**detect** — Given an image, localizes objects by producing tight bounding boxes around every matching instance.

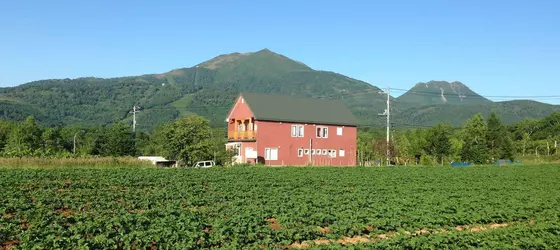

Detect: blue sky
[1,0,559,103]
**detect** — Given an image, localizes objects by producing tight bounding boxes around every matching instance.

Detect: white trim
[337,127,343,136]
[316,126,328,138]
[339,149,345,157]
[265,148,278,161]
[291,125,304,137]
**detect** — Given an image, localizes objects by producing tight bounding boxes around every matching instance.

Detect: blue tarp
[493,160,523,166]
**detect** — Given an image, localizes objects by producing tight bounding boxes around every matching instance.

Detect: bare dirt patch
[2,212,16,220]
[287,221,521,248]
[56,206,76,217]
[0,239,20,250]
[266,217,282,230]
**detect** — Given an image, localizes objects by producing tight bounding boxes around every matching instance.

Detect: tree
[424,123,452,164]
[486,112,506,161]
[0,120,15,151]
[158,116,213,166]
[41,127,63,155]
[4,116,42,156]
[102,122,136,156]
[395,133,412,164]
[461,114,489,164]
[502,135,515,161]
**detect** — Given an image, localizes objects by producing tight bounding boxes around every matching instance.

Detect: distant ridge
[0,49,558,130]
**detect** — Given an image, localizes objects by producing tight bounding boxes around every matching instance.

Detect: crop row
[1,165,560,249]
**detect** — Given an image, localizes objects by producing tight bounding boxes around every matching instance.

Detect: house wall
[240,141,258,164]
[227,96,254,132]
[256,121,357,166]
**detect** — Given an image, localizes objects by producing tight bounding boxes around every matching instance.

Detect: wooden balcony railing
[228,131,257,140]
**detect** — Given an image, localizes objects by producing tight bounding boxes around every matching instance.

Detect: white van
[192,161,215,168]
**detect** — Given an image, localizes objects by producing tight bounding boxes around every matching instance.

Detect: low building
[225,92,358,166]
[138,156,177,167]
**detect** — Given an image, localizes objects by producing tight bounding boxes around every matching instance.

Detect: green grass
[1,165,560,249]
[170,94,196,118]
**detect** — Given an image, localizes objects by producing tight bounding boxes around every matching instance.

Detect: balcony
[228,130,257,141]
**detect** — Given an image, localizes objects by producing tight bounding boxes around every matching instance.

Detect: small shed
[138,156,177,167]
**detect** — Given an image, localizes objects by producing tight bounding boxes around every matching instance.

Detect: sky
[1,0,559,103]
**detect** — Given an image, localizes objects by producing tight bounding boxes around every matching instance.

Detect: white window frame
[328,149,337,158]
[322,149,328,155]
[298,149,303,157]
[339,149,345,157]
[291,125,304,137]
[337,127,343,136]
[265,148,278,160]
[316,126,328,138]
[304,149,310,155]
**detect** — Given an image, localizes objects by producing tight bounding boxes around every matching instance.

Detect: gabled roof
[239,92,359,126]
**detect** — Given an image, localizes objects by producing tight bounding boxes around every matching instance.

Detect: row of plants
[2,165,560,248]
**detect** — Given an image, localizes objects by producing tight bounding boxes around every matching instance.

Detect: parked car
[192,161,215,168]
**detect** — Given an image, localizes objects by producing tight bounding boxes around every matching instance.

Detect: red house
[225,93,358,166]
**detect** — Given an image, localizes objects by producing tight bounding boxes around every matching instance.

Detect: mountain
[396,81,491,105]
[0,49,558,130]
[391,81,560,126]
[0,49,385,130]
[392,100,560,127]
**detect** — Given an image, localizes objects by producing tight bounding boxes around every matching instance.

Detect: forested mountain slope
[0,49,558,130]
[0,49,385,130]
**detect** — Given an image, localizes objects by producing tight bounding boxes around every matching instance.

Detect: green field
[1,165,560,249]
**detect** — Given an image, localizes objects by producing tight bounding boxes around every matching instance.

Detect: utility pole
[378,88,391,166]
[73,130,85,154]
[309,138,313,166]
[130,106,141,133]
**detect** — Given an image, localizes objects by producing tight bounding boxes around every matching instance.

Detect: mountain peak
[197,49,311,71]
[257,48,273,53]
[399,80,490,105]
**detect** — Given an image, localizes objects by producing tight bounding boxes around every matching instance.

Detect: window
[337,127,343,136]
[328,149,337,158]
[316,126,328,138]
[298,125,304,137]
[339,149,345,157]
[265,148,278,160]
[322,149,328,155]
[298,149,303,157]
[237,123,243,132]
[291,125,304,137]
[304,149,310,155]
[254,124,258,131]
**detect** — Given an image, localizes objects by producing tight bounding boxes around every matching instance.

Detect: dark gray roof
[240,92,359,126]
